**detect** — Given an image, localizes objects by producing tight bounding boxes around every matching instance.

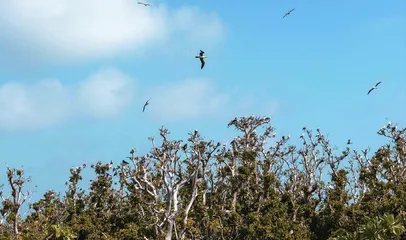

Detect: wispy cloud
[145,78,229,122]
[77,68,136,118]
[0,79,74,131]
[0,71,279,130]
[0,67,136,131]
[0,0,225,64]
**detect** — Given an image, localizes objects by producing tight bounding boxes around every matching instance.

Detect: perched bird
[367,81,382,95]
[138,1,151,6]
[347,139,352,145]
[122,160,129,165]
[195,50,207,69]
[283,8,295,18]
[143,98,151,112]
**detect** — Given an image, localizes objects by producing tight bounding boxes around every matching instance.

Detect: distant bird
[367,81,382,95]
[122,160,129,165]
[143,98,151,112]
[195,50,207,69]
[138,1,151,6]
[347,139,352,145]
[283,8,295,18]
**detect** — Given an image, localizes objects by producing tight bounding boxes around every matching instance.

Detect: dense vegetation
[1,116,405,240]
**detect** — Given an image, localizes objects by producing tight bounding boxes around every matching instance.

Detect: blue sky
[0,0,405,201]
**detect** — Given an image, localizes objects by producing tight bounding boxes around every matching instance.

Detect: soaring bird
[138,1,151,6]
[195,50,207,69]
[143,98,151,112]
[367,81,382,95]
[283,8,295,18]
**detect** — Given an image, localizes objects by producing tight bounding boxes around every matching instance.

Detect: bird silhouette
[143,98,151,112]
[195,50,207,69]
[367,81,382,95]
[283,8,295,18]
[138,1,151,6]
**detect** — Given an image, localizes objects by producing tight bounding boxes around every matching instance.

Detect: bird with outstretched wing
[367,81,382,95]
[138,1,151,6]
[195,50,207,69]
[283,8,295,18]
[143,98,151,112]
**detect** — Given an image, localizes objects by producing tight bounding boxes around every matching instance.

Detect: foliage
[330,213,405,240]
[0,116,405,239]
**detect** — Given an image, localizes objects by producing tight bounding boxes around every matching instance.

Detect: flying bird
[138,1,151,6]
[143,98,151,112]
[367,81,382,95]
[283,8,295,18]
[195,50,207,69]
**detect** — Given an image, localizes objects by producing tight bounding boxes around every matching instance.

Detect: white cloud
[0,79,73,131]
[0,71,280,130]
[0,67,135,131]
[146,78,229,122]
[77,68,135,118]
[0,0,225,63]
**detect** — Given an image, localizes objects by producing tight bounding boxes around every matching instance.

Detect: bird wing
[143,103,147,112]
[200,58,205,69]
[375,81,382,87]
[367,88,373,95]
[283,13,288,18]
[290,8,295,13]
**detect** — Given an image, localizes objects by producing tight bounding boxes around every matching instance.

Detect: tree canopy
[1,116,405,240]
